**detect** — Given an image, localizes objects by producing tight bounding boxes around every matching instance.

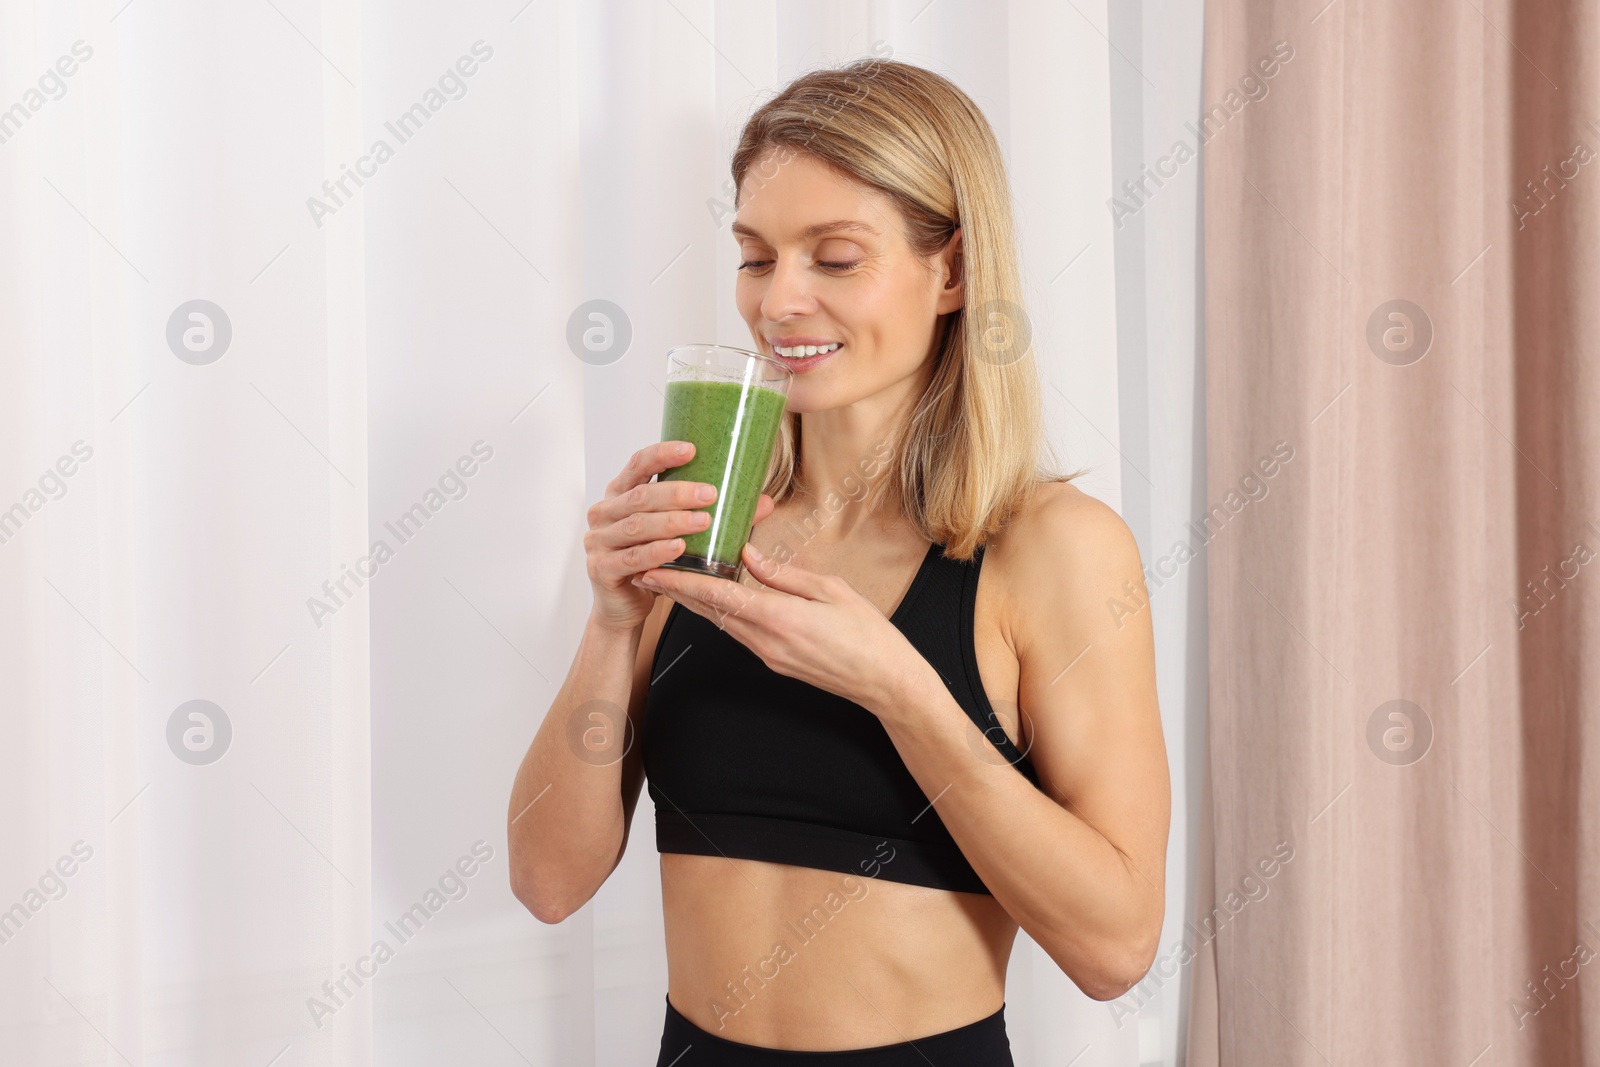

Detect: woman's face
[732,149,963,415]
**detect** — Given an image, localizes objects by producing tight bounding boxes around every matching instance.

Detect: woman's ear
[936,226,964,314]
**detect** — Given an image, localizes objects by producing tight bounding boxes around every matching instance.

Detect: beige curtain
[1190,0,1599,1064]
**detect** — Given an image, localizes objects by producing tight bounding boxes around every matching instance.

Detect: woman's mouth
[767,341,843,373]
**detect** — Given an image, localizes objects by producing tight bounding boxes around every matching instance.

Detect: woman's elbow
[1080,932,1162,1001]
[510,862,575,924]
[508,836,574,924]
[1057,910,1164,1002]
[1087,881,1167,1000]
[508,833,619,924]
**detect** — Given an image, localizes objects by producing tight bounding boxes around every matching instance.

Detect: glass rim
[665,342,794,379]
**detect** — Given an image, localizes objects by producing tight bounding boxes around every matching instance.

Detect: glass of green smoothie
[656,344,793,580]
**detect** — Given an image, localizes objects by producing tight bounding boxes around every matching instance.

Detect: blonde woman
[509,59,1170,1064]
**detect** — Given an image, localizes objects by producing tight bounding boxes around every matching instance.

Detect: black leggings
[653,994,1015,1066]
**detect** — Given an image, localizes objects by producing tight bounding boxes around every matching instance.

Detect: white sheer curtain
[2,0,372,1064]
[0,1,1203,1064]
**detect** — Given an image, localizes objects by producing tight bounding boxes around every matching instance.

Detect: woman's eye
[736,258,859,273]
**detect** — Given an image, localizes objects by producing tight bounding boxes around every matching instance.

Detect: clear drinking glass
[656,344,793,580]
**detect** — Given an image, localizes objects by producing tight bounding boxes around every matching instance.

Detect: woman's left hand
[634,542,932,713]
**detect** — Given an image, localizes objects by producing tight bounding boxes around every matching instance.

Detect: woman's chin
[782,379,855,415]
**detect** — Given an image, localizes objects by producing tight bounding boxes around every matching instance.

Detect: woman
[508,59,1170,1064]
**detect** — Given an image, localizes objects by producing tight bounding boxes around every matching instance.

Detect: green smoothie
[658,378,788,576]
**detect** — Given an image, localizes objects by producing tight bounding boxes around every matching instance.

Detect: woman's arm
[874,486,1170,999]
[507,440,761,923]
[506,594,669,923]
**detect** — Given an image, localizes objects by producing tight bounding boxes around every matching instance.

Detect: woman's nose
[759,257,818,322]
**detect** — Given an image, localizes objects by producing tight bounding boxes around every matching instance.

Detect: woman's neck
[790,364,930,541]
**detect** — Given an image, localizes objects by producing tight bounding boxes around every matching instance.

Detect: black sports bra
[639,540,1042,895]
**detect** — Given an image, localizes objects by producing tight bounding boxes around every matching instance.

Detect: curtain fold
[1192,0,1599,1063]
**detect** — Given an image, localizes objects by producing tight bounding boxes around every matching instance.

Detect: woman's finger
[588,477,716,527]
[640,569,764,626]
[741,543,839,601]
[594,537,688,581]
[592,509,710,549]
[604,440,695,498]
[652,584,762,636]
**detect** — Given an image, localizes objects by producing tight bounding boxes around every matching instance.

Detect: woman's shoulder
[990,479,1138,566]
[982,479,1146,642]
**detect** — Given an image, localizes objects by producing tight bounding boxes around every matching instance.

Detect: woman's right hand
[584,441,772,635]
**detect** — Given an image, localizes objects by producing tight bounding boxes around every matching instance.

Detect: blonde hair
[732,58,1079,560]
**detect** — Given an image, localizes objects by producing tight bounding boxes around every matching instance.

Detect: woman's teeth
[773,342,841,359]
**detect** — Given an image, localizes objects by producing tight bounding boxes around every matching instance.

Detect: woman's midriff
[661,852,1018,1050]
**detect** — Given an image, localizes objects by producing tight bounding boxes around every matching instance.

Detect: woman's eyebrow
[731,219,880,241]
